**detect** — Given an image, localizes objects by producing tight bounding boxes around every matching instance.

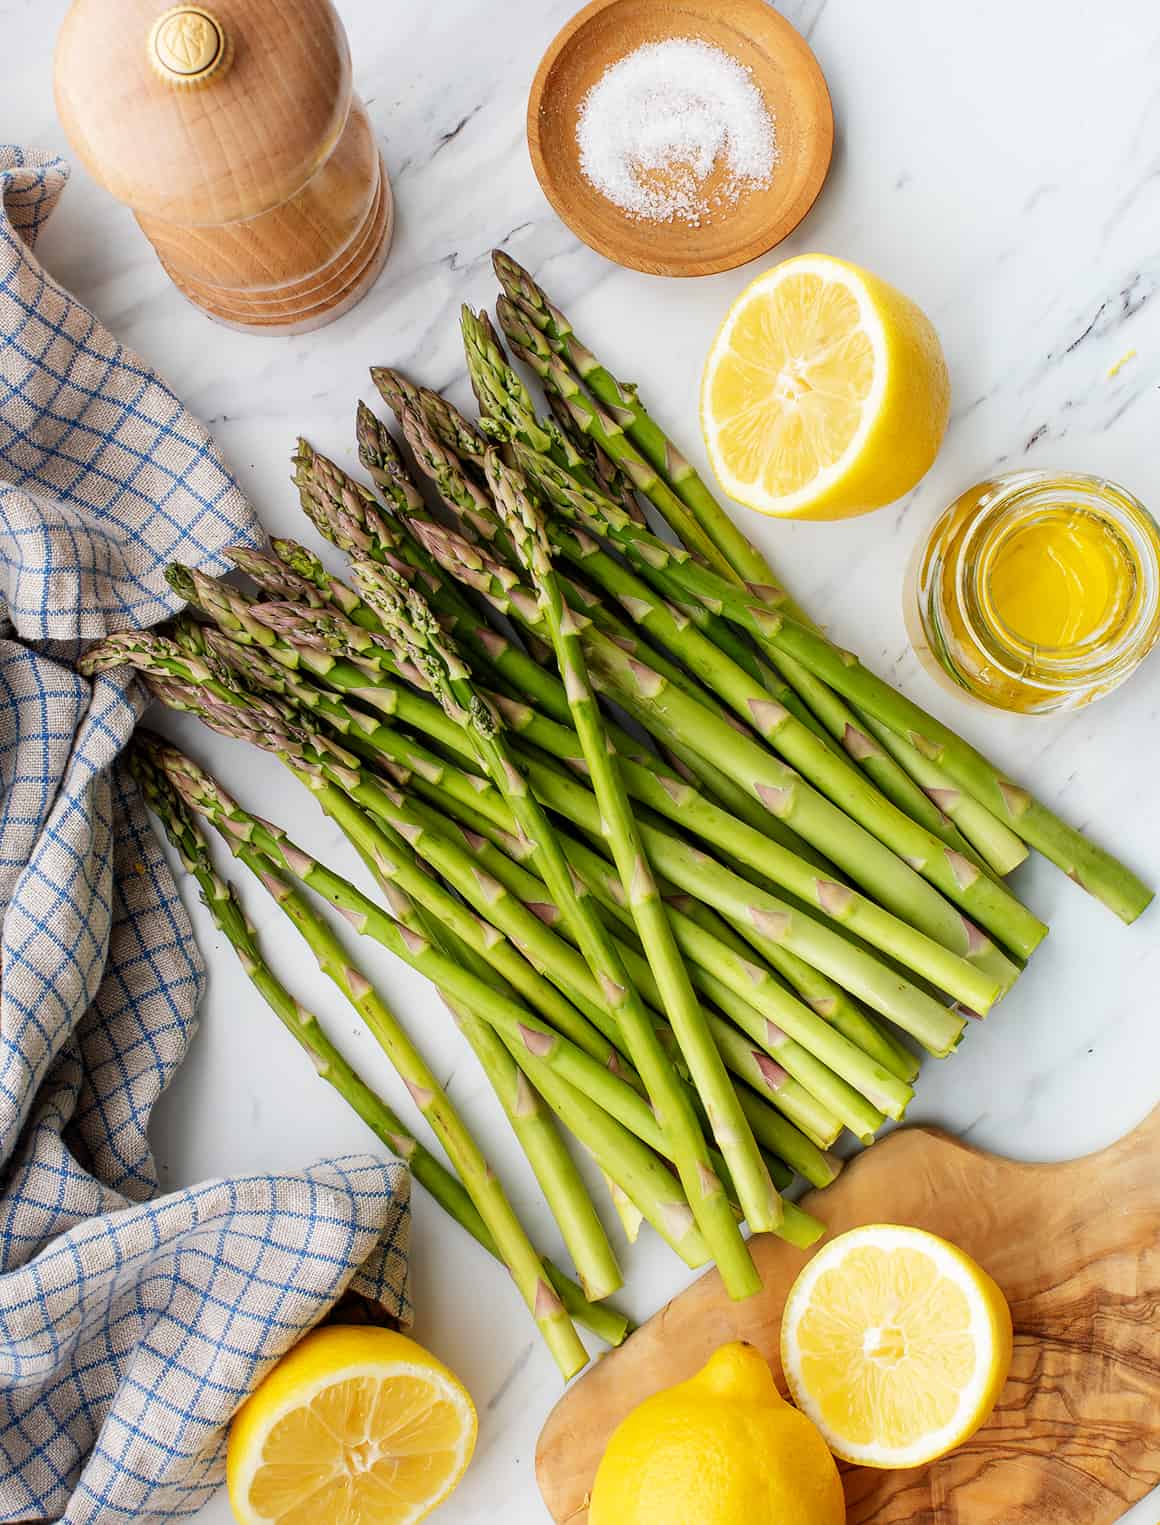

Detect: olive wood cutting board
[537,1108,1160,1523]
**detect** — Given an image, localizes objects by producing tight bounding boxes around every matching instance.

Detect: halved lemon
[227,1325,477,1524]
[701,254,950,520]
[780,1224,1012,1468]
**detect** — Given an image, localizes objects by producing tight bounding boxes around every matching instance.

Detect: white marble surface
[9,0,1160,1519]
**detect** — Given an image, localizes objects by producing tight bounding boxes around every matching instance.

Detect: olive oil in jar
[907,471,1160,714]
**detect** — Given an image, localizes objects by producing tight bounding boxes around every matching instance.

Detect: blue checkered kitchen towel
[0,147,411,1523]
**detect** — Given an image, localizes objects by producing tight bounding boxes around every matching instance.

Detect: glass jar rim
[951,470,1160,694]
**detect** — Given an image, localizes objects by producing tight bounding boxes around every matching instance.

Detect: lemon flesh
[227,1326,477,1525]
[781,1224,1012,1468]
[589,1340,844,1525]
[702,254,950,520]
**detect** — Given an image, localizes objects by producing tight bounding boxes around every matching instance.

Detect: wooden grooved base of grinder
[155,155,393,333]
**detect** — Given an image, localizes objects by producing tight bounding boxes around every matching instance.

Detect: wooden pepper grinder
[54,0,393,333]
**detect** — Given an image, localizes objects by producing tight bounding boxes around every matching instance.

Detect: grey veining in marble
[5,1,1159,1520]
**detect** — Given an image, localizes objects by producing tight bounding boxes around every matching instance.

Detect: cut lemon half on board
[701,254,950,519]
[227,1326,477,1525]
[781,1224,1012,1469]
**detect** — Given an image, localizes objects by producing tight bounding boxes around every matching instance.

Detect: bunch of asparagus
[84,254,1151,1380]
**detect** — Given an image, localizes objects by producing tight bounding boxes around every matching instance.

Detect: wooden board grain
[537,1108,1160,1523]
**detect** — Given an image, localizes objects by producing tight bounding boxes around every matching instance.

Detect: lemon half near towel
[701,254,951,520]
[227,1325,477,1524]
[780,1224,1012,1469]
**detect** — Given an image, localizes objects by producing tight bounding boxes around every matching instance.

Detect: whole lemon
[589,1341,845,1525]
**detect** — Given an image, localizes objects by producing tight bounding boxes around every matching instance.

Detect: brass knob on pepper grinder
[147,6,234,89]
[54,0,393,334]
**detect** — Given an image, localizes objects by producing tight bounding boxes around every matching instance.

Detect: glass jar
[906,470,1160,714]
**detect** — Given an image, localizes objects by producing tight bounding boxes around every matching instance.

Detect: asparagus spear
[496,258,1143,902]
[152,730,624,1308]
[430,985,626,1306]
[544,388,647,524]
[397,395,831,758]
[472,295,736,577]
[568,493,1145,925]
[226,543,333,608]
[484,692,957,1040]
[305,768,634,1077]
[371,368,489,471]
[468,298,829,735]
[395,399,821,825]
[242,787,801,1251]
[198,623,569,884]
[479,750,933,1102]
[493,249,741,553]
[354,396,438,512]
[349,557,764,1298]
[259,582,835,1110]
[852,713,1029,877]
[346,789,822,1211]
[486,448,784,1235]
[297,423,577,731]
[311,762,847,1157]
[341,706,888,1143]
[506,725,914,1085]
[166,561,479,759]
[389,410,763,734]
[669,883,920,1084]
[131,738,632,1347]
[95,634,630,1084]
[287,443,479,656]
[460,305,598,485]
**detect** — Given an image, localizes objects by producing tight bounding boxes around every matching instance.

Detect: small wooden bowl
[527,0,834,277]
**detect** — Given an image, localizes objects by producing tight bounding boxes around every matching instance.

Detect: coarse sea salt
[576,37,776,225]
